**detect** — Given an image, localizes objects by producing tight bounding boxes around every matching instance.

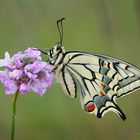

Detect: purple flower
[0,48,53,96]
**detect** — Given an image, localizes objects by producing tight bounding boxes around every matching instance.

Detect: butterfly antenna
[57,18,65,44]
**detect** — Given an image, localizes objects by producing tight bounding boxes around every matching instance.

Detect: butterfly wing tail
[96,101,126,121]
[81,94,126,121]
[114,103,126,120]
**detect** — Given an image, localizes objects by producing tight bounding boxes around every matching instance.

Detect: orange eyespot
[100,82,105,88]
[99,90,105,96]
[85,101,96,112]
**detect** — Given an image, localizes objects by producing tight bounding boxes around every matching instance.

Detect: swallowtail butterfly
[40,18,140,120]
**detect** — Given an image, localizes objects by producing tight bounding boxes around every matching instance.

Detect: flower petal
[19,83,28,93]
[0,52,11,67]
[0,70,8,83]
[6,64,15,71]
[25,48,41,58]
[9,69,23,80]
[4,80,18,94]
[26,71,37,79]
[25,60,46,74]
[14,57,22,68]
[29,80,46,96]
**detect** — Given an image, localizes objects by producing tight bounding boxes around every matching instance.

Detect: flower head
[0,48,53,96]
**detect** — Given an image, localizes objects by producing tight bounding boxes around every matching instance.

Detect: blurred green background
[0,0,140,140]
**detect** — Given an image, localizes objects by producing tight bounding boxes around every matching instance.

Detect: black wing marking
[60,66,77,98]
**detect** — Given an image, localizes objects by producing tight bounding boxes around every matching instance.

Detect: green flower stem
[11,90,19,140]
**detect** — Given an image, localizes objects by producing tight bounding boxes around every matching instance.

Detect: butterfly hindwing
[57,52,140,120]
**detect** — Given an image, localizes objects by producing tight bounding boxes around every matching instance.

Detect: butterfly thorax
[48,42,66,76]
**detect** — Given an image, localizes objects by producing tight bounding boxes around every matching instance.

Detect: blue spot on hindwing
[99,67,108,75]
[93,95,109,109]
[103,85,110,93]
[103,75,111,85]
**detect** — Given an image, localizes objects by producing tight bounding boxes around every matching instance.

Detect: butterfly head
[48,42,65,60]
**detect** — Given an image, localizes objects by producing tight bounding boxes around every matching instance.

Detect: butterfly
[40,18,140,120]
